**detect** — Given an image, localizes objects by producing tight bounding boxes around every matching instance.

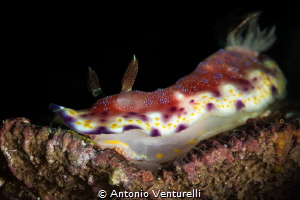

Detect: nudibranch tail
[50,13,286,164]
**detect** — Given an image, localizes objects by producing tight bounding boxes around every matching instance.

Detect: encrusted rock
[1,111,300,199]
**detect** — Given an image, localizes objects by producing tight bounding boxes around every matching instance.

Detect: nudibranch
[50,13,286,163]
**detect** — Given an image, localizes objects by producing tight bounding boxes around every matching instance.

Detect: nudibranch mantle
[50,13,286,163]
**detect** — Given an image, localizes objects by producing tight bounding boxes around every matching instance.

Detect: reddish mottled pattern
[91,150,111,166]
[62,132,72,152]
[243,136,260,152]
[228,135,260,153]
[162,171,175,185]
[211,141,235,163]
[90,49,276,114]
[91,149,127,168]
[142,171,153,182]
[182,162,195,173]
[229,136,245,152]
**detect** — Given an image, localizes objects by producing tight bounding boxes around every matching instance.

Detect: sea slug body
[50,13,286,163]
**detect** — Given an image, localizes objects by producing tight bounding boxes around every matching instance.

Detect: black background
[2,4,300,125]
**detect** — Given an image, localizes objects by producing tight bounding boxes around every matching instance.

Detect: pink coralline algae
[1,112,300,200]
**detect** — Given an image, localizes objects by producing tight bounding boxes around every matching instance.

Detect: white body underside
[95,109,263,163]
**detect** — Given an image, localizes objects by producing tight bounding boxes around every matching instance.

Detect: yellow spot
[232,94,236,96]
[215,100,219,102]
[155,117,159,121]
[105,140,128,147]
[136,120,142,124]
[156,153,164,159]
[202,95,207,98]
[183,117,186,121]
[188,139,195,144]
[101,123,106,126]
[155,123,160,126]
[173,125,177,128]
[111,124,118,129]
[128,119,133,123]
[253,97,257,100]
[258,86,261,90]
[133,152,137,156]
[226,105,230,107]
[190,113,195,116]
[111,140,120,144]
[209,97,214,100]
[247,98,251,101]
[217,104,221,108]
[178,116,182,119]
[146,123,150,127]
[260,72,265,75]
[146,127,150,130]
[75,122,82,124]
[174,149,181,153]
[69,110,75,115]
[118,118,123,122]
[238,93,242,97]
[229,89,233,93]
[162,126,166,129]
[224,98,227,101]
[84,123,93,129]
[141,154,146,158]
[243,100,247,103]
[233,100,236,103]
[168,123,172,126]
[196,103,200,105]
[85,120,91,123]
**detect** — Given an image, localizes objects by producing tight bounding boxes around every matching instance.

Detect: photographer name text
[98,189,201,198]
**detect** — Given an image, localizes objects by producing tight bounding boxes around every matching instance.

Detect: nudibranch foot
[50,12,286,163]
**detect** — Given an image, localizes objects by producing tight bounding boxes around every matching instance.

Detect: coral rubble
[1,110,300,199]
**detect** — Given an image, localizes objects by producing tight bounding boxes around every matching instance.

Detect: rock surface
[1,110,300,199]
